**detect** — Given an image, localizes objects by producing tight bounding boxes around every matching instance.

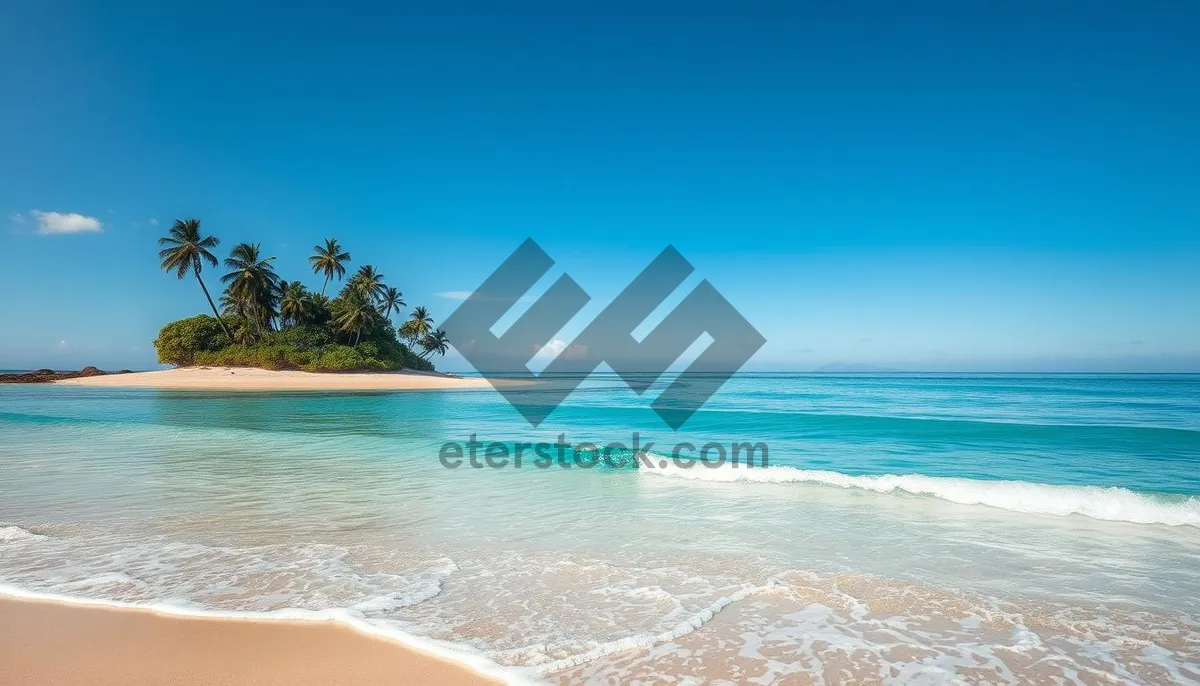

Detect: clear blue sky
[1,2,1198,371]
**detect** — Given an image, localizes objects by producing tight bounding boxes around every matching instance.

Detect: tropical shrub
[154,315,233,365]
[266,324,337,349]
[155,318,433,372]
[307,345,387,372]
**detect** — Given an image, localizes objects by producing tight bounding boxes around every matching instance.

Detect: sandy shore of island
[0,596,502,686]
[53,366,495,391]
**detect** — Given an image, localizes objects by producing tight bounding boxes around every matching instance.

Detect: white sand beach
[54,367,494,391]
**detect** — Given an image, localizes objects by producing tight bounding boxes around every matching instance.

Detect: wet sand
[0,596,502,686]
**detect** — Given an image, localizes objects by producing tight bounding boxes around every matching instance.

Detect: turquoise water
[1,374,1198,684]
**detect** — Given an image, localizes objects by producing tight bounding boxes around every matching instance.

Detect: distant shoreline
[51,366,493,391]
[0,367,131,384]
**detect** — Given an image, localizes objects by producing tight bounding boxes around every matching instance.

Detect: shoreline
[50,366,494,391]
[0,593,509,686]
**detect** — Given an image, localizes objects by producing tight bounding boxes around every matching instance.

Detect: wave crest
[641,464,1200,526]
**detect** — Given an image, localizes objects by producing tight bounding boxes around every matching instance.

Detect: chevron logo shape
[441,239,765,429]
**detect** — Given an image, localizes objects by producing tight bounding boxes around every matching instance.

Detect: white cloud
[532,338,587,360]
[437,291,475,300]
[9,212,26,224]
[535,338,568,357]
[527,338,588,373]
[149,218,159,227]
[31,210,104,235]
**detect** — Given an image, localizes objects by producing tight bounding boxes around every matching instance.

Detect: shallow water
[1,374,1198,684]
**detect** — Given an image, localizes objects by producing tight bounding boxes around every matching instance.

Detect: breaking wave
[642,463,1200,526]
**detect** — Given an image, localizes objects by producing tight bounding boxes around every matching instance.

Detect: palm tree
[350,265,388,303]
[405,306,434,343]
[333,290,374,345]
[279,281,311,328]
[420,329,450,359]
[221,243,280,336]
[220,290,252,318]
[379,287,405,320]
[302,292,331,326]
[158,218,233,342]
[309,238,351,295]
[216,292,255,343]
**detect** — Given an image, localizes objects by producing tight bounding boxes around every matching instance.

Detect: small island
[152,218,447,373]
[22,219,491,391]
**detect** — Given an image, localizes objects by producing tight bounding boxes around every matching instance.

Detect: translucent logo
[441,239,765,429]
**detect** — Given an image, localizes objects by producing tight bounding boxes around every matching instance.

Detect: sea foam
[641,463,1200,526]
[0,525,47,543]
[529,579,779,674]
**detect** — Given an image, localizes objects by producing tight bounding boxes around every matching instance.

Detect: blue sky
[1,2,1198,371]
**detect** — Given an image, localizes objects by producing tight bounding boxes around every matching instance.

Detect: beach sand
[54,366,494,391]
[0,596,500,686]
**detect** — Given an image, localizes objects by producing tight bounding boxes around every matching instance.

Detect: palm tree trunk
[196,273,233,342]
[250,301,266,340]
[322,275,330,295]
[354,329,361,346]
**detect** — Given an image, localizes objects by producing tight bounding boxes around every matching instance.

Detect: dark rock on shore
[0,367,130,384]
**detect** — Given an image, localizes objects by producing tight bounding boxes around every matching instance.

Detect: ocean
[1,373,1198,684]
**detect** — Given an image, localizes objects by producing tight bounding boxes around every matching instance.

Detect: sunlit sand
[55,366,493,391]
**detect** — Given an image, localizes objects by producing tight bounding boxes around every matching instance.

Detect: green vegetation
[157,218,233,342]
[155,219,446,372]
